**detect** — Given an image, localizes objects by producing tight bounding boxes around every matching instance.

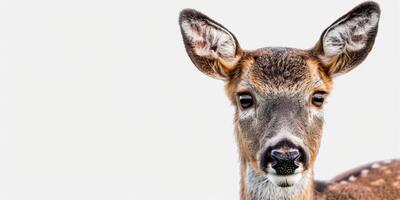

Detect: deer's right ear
[179,9,243,80]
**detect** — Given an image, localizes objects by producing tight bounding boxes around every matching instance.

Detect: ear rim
[179,8,243,80]
[311,1,381,77]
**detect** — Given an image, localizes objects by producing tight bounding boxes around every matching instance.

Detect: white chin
[267,173,303,187]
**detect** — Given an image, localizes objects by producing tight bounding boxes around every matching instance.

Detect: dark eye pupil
[238,93,253,108]
[312,93,325,107]
[313,96,324,102]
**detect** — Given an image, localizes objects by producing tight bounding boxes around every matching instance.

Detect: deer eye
[238,92,254,109]
[311,92,326,107]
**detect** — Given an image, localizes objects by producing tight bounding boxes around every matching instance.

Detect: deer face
[228,48,331,187]
[179,2,380,188]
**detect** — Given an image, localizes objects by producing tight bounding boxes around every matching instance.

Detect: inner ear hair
[179,9,243,80]
[313,1,380,76]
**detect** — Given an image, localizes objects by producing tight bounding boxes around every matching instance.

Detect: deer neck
[240,161,315,200]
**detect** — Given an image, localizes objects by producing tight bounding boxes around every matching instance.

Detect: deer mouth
[267,172,304,187]
[265,165,307,187]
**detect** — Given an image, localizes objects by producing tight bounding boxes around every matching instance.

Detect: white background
[0,0,399,199]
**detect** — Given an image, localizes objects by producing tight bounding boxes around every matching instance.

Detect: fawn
[179,1,399,200]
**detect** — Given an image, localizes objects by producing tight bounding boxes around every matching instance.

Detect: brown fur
[317,160,400,200]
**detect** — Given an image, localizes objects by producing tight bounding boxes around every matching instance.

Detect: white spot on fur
[340,180,348,184]
[371,163,381,169]
[181,19,237,62]
[321,12,379,61]
[349,175,357,182]
[361,169,369,176]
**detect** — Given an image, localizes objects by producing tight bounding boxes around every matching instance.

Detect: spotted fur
[318,160,400,200]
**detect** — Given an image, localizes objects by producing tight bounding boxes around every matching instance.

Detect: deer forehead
[230,48,332,96]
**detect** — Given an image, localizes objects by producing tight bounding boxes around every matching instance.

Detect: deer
[178,1,400,200]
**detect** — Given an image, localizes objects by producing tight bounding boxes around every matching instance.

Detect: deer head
[179,1,380,199]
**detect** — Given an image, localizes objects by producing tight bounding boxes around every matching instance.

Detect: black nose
[269,148,301,175]
[260,140,307,175]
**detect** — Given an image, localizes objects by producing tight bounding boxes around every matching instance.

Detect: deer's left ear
[179,9,243,80]
[312,2,380,76]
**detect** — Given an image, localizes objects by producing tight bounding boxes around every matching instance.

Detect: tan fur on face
[225,53,254,103]
[224,49,335,200]
[225,51,333,165]
[226,51,333,99]
[307,59,333,93]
